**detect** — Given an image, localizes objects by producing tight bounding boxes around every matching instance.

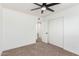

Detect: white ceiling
[1,3,79,17]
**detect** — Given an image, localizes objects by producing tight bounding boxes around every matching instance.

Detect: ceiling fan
[31,3,60,14]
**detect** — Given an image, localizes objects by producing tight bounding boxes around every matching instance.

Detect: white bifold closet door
[49,17,64,48]
[41,20,49,43]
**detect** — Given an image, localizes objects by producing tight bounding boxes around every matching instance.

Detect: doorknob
[45,32,48,34]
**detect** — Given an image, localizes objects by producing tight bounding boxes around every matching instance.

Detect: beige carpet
[2,41,78,56]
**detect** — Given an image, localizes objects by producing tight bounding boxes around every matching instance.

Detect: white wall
[2,8,37,51]
[46,4,79,55]
[64,5,79,55]
[0,5,3,51]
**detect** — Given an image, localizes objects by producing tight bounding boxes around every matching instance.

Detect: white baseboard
[63,48,79,55]
[2,40,36,51]
[49,41,79,55]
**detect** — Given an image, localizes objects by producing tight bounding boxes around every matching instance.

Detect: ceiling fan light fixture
[41,7,46,11]
[32,3,60,13]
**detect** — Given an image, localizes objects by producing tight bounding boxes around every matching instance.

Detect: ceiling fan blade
[31,7,41,11]
[34,3,42,7]
[41,10,44,14]
[46,7,54,12]
[46,3,60,7]
[42,3,46,6]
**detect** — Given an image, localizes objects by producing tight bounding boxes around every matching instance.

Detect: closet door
[41,20,49,43]
[0,6,2,51]
[49,17,64,48]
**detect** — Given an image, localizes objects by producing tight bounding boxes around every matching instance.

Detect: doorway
[36,18,42,42]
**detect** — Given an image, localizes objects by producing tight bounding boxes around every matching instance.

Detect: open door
[36,18,42,42]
